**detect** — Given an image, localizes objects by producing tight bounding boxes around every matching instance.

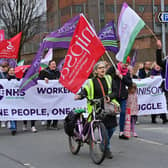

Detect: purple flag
[131,49,137,67]
[19,43,45,92]
[19,15,80,92]
[43,15,80,49]
[57,59,65,71]
[165,59,168,91]
[0,58,17,68]
[98,21,119,54]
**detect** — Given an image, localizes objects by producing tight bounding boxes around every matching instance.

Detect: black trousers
[47,120,58,127]
[23,120,35,127]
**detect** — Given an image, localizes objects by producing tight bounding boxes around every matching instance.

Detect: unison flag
[0,32,22,59]
[116,3,145,63]
[43,15,80,49]
[98,21,119,54]
[59,14,105,93]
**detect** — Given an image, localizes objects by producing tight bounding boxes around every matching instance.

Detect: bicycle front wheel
[69,136,81,155]
[89,122,108,164]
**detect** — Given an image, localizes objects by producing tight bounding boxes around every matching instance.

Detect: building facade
[46,0,168,63]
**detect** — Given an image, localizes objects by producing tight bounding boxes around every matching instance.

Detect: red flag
[59,14,105,93]
[0,32,22,59]
[0,30,5,41]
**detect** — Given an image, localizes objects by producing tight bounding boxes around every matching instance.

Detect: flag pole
[145,25,158,41]
[105,50,117,70]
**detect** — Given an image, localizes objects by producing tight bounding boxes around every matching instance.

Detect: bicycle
[67,98,108,165]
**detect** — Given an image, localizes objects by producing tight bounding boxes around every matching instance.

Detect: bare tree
[0,0,45,61]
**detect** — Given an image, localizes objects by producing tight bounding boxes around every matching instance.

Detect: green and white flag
[116,2,145,63]
[17,60,24,66]
[40,48,53,68]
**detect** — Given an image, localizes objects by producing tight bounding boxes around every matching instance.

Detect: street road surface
[0,117,168,168]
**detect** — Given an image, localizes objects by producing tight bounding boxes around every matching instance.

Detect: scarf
[117,62,128,75]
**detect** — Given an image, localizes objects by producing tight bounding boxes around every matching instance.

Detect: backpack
[64,111,77,136]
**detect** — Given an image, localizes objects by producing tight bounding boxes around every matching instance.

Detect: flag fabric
[0,58,17,68]
[59,14,105,94]
[19,43,45,92]
[0,32,22,59]
[165,59,168,91]
[17,60,25,66]
[0,30,5,42]
[43,15,80,49]
[57,58,65,71]
[131,49,137,67]
[98,21,119,54]
[41,48,53,66]
[116,3,145,63]
[19,15,80,92]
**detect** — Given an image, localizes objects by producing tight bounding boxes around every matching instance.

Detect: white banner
[0,76,167,121]
[0,79,86,121]
[133,76,167,115]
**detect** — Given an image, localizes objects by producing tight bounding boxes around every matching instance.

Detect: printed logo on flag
[6,41,15,51]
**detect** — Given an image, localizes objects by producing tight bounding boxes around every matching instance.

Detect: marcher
[0,62,9,128]
[126,83,138,137]
[138,61,151,79]
[7,67,19,135]
[22,68,37,133]
[107,57,132,140]
[39,60,60,129]
[155,40,168,124]
[75,61,119,159]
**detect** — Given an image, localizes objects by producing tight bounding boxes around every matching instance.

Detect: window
[138,5,145,13]
[165,5,168,11]
[153,5,158,13]
[75,5,83,13]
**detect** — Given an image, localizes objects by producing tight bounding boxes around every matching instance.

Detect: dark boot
[105,149,113,159]
[160,114,168,124]
[151,114,157,124]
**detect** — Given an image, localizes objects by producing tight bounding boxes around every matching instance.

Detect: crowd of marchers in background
[0,41,167,159]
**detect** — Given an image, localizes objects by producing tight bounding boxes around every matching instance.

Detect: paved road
[0,118,168,168]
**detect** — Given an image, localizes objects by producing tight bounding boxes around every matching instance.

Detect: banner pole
[145,25,158,41]
[105,50,117,70]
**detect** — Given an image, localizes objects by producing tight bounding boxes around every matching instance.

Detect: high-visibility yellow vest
[84,75,119,116]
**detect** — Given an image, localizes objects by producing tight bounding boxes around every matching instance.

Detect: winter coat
[39,67,60,80]
[106,66,132,101]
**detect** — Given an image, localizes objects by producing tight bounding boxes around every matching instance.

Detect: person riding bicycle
[75,61,119,159]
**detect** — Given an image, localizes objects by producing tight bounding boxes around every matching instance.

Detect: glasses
[97,66,105,69]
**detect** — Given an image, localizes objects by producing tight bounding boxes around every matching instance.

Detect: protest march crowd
[0,2,168,160]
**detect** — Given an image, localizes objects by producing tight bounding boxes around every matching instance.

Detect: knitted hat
[126,56,131,64]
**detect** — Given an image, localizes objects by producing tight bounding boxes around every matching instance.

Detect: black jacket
[156,49,166,76]
[156,49,167,92]
[7,75,19,81]
[138,68,151,79]
[39,67,60,80]
[106,66,132,101]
